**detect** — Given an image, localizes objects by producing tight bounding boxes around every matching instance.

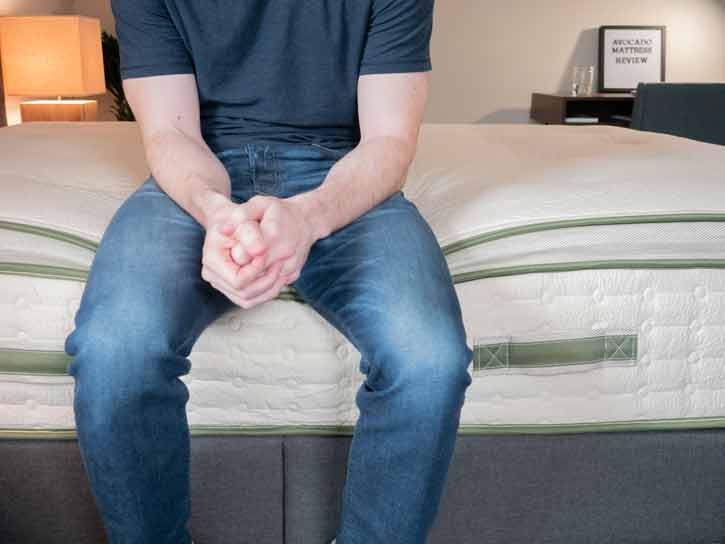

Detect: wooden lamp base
[20,99,98,122]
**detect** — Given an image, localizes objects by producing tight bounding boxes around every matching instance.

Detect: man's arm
[123,74,233,228]
[220,70,429,309]
[285,71,429,241]
[123,74,278,295]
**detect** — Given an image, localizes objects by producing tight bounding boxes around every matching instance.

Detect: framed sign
[598,26,666,93]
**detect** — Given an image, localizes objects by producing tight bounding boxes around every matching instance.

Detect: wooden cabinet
[530,92,635,127]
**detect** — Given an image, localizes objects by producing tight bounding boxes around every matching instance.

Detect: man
[64,1,474,543]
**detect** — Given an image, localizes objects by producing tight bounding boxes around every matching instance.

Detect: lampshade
[0,15,105,97]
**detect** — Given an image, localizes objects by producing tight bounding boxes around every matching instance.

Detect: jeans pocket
[307,142,351,161]
[215,147,246,160]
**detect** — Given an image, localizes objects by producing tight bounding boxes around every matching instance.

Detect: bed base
[2,430,724,543]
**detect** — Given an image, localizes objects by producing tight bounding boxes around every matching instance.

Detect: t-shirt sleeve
[359,0,434,75]
[111,0,195,79]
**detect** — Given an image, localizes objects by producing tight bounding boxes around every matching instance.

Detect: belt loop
[246,143,255,185]
[264,144,273,170]
[270,146,279,192]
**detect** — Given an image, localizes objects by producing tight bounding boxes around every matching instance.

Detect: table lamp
[0,15,105,122]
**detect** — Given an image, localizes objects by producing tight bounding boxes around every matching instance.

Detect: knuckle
[265,224,280,238]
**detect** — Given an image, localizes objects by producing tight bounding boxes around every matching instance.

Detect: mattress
[1,121,725,438]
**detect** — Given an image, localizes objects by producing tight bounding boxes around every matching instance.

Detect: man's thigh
[291,190,472,383]
[68,176,232,356]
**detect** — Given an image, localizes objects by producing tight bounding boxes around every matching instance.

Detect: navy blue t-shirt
[111,0,434,153]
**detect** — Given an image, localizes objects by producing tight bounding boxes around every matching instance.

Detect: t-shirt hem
[120,64,196,80]
[359,60,432,75]
[203,131,360,156]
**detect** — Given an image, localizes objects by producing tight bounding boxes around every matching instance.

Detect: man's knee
[65,306,191,430]
[364,317,474,396]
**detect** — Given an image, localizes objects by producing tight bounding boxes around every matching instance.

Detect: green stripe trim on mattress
[473,334,637,371]
[0,262,88,282]
[0,348,72,375]
[3,417,725,440]
[0,262,305,302]
[0,220,98,252]
[441,213,725,256]
[452,259,725,284]
[4,258,725,296]
[2,335,637,376]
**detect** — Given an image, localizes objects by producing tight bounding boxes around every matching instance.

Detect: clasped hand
[201,194,316,309]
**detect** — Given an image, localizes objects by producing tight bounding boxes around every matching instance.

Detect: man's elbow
[367,131,419,168]
[143,127,178,173]
[389,132,420,188]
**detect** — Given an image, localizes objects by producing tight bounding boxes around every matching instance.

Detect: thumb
[238,197,271,222]
[218,222,236,237]
[217,198,270,237]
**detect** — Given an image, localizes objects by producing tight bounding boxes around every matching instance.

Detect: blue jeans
[64,142,474,544]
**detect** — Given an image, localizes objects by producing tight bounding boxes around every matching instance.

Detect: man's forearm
[144,128,232,229]
[287,135,417,241]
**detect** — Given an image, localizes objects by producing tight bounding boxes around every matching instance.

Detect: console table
[530,92,635,127]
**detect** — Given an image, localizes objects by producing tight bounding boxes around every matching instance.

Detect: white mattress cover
[1,122,725,433]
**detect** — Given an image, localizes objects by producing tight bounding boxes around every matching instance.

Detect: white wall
[428,0,725,123]
[0,0,73,16]
[71,0,113,36]
[4,0,725,124]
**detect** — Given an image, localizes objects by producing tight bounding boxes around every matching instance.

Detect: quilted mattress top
[1,121,724,250]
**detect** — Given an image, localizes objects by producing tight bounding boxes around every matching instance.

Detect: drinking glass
[572,65,595,96]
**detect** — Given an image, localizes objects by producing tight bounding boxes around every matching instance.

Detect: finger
[201,263,240,296]
[239,273,288,308]
[230,241,252,266]
[229,197,270,226]
[237,259,284,300]
[210,277,246,307]
[211,223,238,249]
[203,232,242,286]
[261,254,298,284]
[231,254,270,290]
[204,262,284,309]
[232,220,267,259]
[218,222,236,237]
[258,217,298,264]
[203,254,270,293]
[277,254,300,278]
[277,245,310,279]
[240,196,272,222]
[280,268,301,285]
[203,255,279,305]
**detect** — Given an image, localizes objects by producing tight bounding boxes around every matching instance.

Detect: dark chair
[631,83,725,146]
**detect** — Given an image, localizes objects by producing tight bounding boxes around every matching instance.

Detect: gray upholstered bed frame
[2,430,725,543]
